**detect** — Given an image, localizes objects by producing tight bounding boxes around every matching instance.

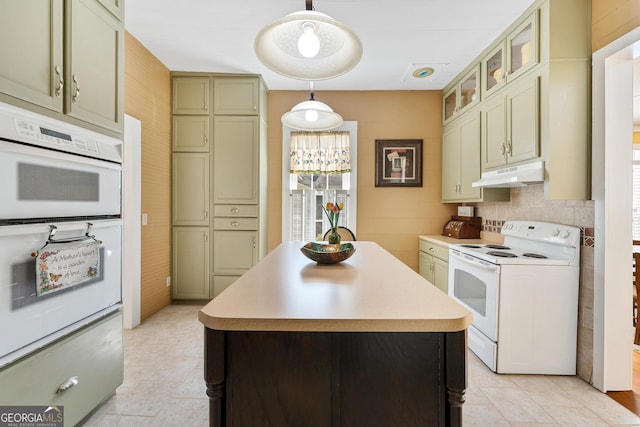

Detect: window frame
[282,121,358,242]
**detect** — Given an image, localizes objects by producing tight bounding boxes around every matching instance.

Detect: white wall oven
[0,101,123,368]
[448,221,581,374]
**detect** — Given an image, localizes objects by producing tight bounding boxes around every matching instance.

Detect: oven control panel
[15,119,99,156]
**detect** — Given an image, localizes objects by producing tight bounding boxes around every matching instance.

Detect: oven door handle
[450,250,497,271]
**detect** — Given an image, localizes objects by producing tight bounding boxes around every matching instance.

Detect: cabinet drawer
[213,217,258,230]
[0,311,123,426]
[419,240,449,262]
[214,204,258,217]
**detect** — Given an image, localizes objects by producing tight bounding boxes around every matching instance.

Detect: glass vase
[328,227,341,245]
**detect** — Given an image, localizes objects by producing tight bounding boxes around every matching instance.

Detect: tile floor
[83,304,640,426]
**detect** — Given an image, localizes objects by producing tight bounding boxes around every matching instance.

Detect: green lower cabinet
[0,311,123,426]
[212,275,239,298]
[172,227,210,300]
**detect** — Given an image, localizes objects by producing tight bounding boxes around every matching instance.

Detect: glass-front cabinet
[483,43,506,96]
[442,65,480,124]
[482,10,538,98]
[506,11,538,81]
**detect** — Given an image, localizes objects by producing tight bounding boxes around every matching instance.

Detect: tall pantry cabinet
[171,73,268,300]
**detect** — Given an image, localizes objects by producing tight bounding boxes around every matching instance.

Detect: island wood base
[204,328,467,427]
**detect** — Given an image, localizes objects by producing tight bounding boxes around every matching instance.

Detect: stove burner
[486,250,518,258]
[523,253,548,259]
[461,244,482,248]
[486,244,511,250]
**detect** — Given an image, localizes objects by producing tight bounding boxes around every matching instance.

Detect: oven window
[18,163,99,201]
[453,269,487,316]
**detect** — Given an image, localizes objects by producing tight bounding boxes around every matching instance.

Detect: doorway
[592,27,640,392]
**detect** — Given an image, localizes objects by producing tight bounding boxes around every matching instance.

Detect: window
[282,122,357,241]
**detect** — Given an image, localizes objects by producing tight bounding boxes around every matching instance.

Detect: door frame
[592,26,640,391]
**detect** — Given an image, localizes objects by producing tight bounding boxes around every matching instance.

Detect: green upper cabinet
[482,75,540,170]
[442,110,509,203]
[65,0,124,133]
[442,65,480,125]
[97,0,124,20]
[0,0,124,135]
[213,77,260,115]
[482,10,539,99]
[0,0,64,112]
[172,77,210,115]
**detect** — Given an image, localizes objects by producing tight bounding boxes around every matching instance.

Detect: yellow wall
[124,32,172,320]
[267,91,456,270]
[592,0,640,51]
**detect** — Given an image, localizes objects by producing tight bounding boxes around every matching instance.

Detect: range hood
[472,160,544,188]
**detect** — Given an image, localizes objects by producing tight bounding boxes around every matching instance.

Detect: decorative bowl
[300,242,356,264]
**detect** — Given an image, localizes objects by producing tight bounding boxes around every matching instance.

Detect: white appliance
[448,220,580,374]
[0,101,123,368]
[471,160,544,188]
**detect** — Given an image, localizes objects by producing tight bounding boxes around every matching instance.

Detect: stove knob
[552,229,560,237]
[561,230,570,239]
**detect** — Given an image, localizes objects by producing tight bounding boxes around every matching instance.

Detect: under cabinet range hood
[472,160,544,188]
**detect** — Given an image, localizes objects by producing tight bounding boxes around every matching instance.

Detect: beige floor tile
[481,387,555,423]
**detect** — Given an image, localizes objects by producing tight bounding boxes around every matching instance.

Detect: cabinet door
[432,258,449,294]
[212,275,238,298]
[506,10,538,82]
[213,230,258,275]
[441,124,460,201]
[213,116,258,204]
[213,77,259,115]
[66,0,124,133]
[172,77,210,115]
[172,116,210,152]
[172,227,210,299]
[507,76,540,164]
[442,87,457,125]
[0,0,64,112]
[457,113,481,200]
[418,251,434,283]
[482,42,506,97]
[172,153,210,225]
[97,0,124,20]
[482,95,507,170]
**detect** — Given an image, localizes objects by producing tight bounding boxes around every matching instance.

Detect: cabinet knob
[231,208,240,214]
[231,221,240,227]
[54,66,64,97]
[204,136,208,145]
[506,141,512,156]
[500,144,506,156]
[72,74,80,104]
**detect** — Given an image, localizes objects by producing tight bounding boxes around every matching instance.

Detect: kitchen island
[199,241,472,427]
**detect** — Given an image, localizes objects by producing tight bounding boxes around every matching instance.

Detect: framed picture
[375,139,423,187]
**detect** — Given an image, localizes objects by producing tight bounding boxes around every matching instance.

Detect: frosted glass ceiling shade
[281,99,343,131]
[255,10,363,80]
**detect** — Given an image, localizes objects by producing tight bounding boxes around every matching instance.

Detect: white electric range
[447,220,581,374]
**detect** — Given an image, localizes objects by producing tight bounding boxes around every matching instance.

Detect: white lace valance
[290,131,351,174]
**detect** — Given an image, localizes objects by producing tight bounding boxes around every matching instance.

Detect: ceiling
[124,0,536,92]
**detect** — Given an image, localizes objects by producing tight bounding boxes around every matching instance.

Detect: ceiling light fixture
[281,82,343,131]
[254,0,363,80]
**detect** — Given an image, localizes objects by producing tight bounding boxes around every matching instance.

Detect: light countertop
[199,241,472,333]
[419,233,502,247]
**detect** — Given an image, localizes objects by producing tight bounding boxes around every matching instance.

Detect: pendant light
[281,82,343,131]
[254,0,362,80]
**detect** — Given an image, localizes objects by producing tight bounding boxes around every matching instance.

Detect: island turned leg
[445,330,467,427]
[204,328,225,427]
